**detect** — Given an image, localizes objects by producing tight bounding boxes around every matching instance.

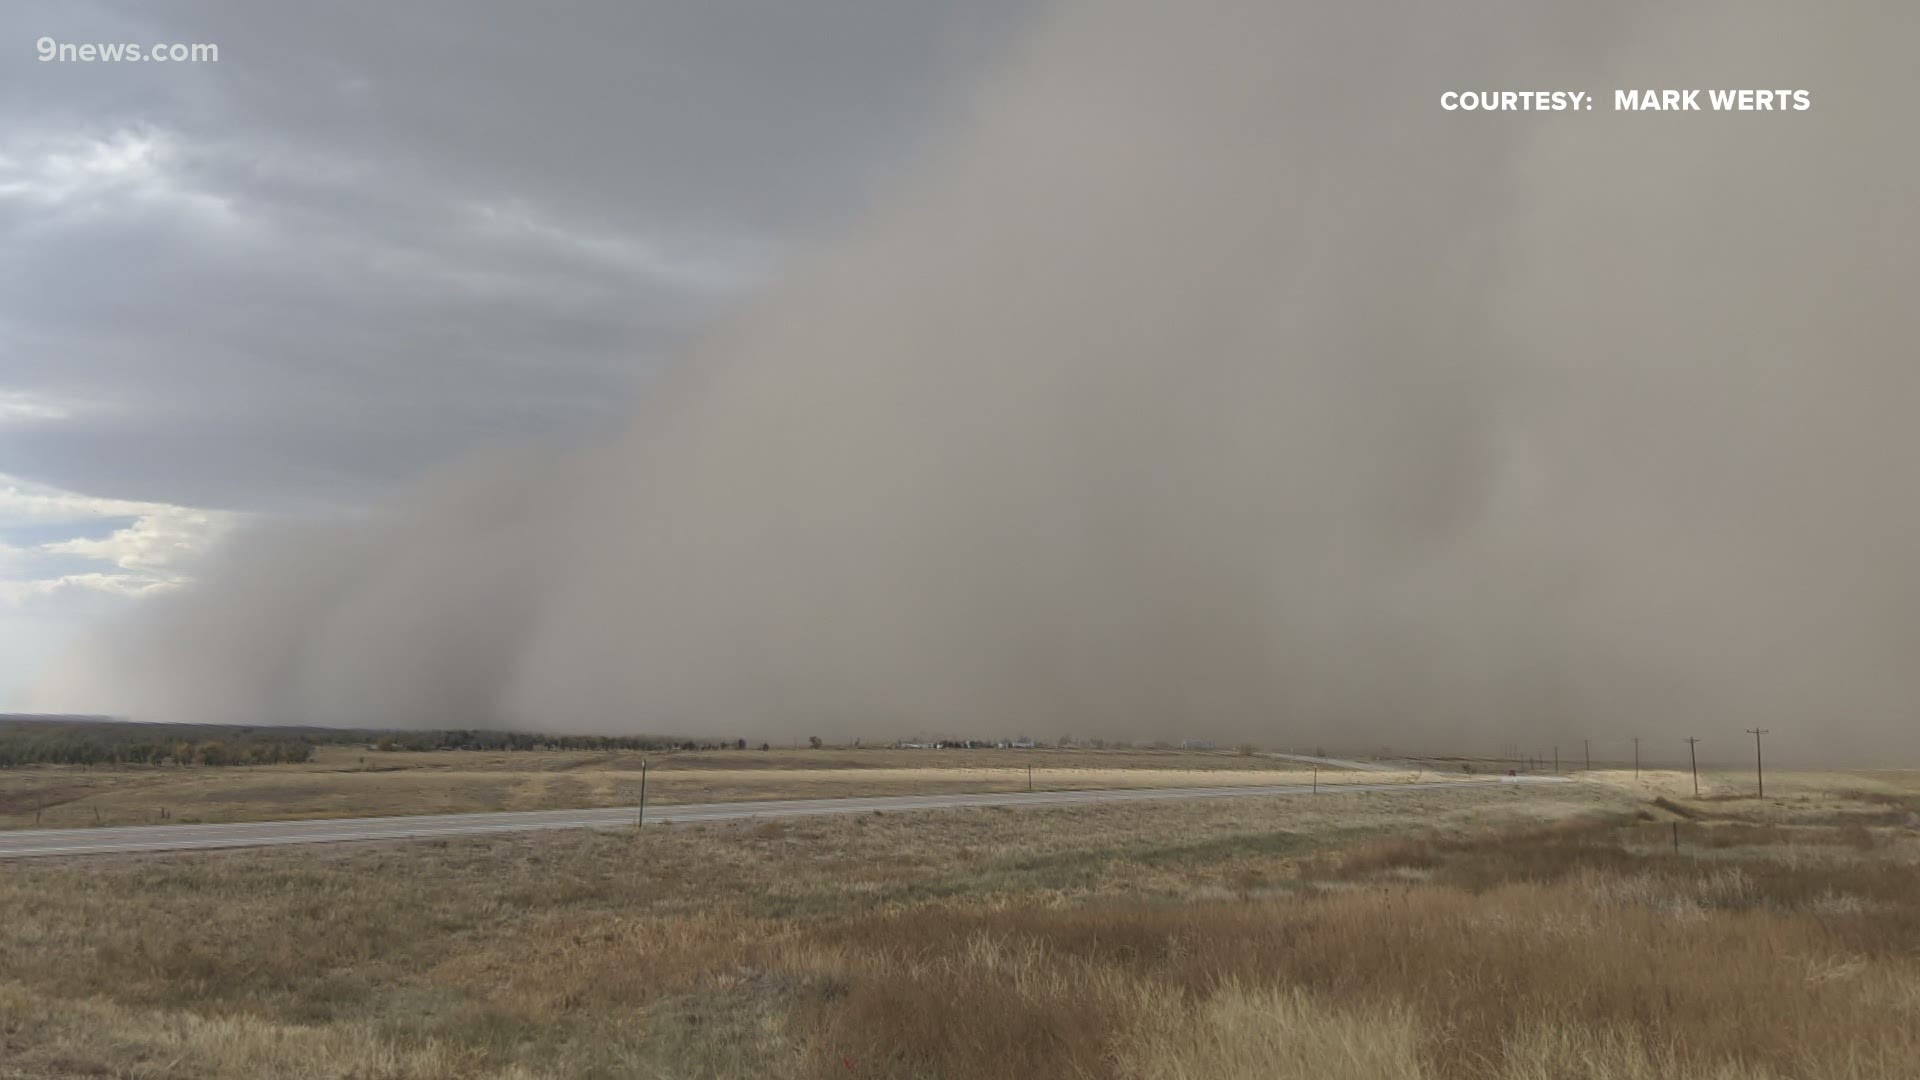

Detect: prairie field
[3,767,1918,1078]
[0,745,1374,830]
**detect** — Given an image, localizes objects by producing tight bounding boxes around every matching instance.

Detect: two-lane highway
[0,774,1571,859]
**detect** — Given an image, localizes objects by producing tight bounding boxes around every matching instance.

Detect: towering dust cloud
[36,1,1920,761]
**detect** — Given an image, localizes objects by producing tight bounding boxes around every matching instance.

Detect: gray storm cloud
[35,0,1920,762]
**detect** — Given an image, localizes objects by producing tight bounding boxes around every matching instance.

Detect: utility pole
[1746,728,1769,798]
[1584,739,1590,773]
[1684,737,1701,797]
[1553,746,1559,774]
[1632,737,1640,779]
[637,759,649,828]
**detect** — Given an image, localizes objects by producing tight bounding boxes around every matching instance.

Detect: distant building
[1180,739,1217,750]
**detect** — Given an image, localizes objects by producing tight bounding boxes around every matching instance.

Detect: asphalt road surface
[1264,752,1398,771]
[0,774,1572,859]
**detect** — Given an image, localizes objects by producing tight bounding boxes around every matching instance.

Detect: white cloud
[0,127,239,228]
[0,472,178,524]
[0,390,78,425]
[0,473,238,609]
[44,506,232,575]
[0,572,178,605]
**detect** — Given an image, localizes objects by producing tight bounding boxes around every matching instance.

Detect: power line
[636,758,649,828]
[1746,728,1770,798]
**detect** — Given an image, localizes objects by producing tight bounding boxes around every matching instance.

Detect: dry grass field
[0,745,1381,830]
[3,767,1918,1078]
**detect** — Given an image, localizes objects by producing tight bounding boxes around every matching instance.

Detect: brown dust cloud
[35,1,1920,763]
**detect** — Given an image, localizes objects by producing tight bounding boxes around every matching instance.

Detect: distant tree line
[366,729,723,753]
[0,716,739,768]
[0,718,315,768]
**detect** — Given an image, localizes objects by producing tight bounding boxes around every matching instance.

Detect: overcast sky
[0,1,1030,706]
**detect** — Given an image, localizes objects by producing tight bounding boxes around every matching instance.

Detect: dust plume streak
[35,0,1920,763]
